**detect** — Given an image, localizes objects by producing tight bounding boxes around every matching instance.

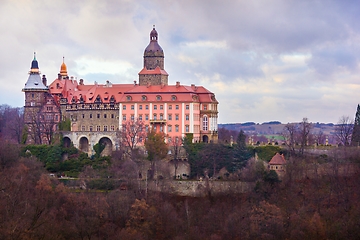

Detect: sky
[1,0,360,124]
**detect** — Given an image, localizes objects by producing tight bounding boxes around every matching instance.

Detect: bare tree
[313,130,326,145]
[169,136,182,179]
[282,123,298,155]
[120,119,147,159]
[334,116,353,146]
[298,118,313,155]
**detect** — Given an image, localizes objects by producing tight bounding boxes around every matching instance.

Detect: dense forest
[2,105,360,239]
[1,139,360,239]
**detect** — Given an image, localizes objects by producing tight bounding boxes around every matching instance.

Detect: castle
[22,27,219,155]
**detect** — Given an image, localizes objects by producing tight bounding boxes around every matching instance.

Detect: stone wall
[145,180,255,197]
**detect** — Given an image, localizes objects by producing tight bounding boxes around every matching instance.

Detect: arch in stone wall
[99,137,113,156]
[79,136,89,153]
[62,136,72,148]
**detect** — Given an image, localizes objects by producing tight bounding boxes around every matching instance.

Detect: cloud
[1,0,360,124]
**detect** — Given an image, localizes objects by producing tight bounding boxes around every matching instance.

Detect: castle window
[139,105,143,110]
[81,126,85,131]
[131,115,135,121]
[154,105,157,110]
[89,126,93,131]
[110,125,115,131]
[160,125,163,132]
[172,95,177,101]
[97,114,100,118]
[82,114,85,119]
[146,105,149,110]
[123,105,126,110]
[31,94,34,98]
[131,105,134,110]
[175,114,179,121]
[153,114,157,120]
[160,105,163,110]
[168,114,172,120]
[145,114,149,121]
[153,125,157,130]
[90,114,92,119]
[175,125,179,132]
[145,125,149,132]
[139,115,143,121]
[111,114,114,118]
[142,95,147,101]
[104,126,108,131]
[186,115,189,121]
[96,126,100,131]
[104,114,107,118]
[203,115,208,131]
[169,105,172,110]
[160,114,163,120]
[168,125,172,132]
[186,105,189,110]
[156,95,162,101]
[95,95,102,103]
[186,125,189,132]
[176,105,179,110]
[123,115,126,121]
[204,105,207,110]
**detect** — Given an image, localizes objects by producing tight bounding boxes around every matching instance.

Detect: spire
[23,53,47,91]
[150,25,158,41]
[30,52,39,72]
[60,56,68,78]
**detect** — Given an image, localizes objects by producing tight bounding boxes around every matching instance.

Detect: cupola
[60,56,68,78]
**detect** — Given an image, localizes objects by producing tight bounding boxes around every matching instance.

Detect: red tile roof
[269,153,287,165]
[48,79,216,104]
[138,66,168,75]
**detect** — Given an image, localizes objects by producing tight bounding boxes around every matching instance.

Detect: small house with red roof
[269,153,287,172]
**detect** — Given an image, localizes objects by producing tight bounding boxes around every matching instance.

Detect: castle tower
[22,53,49,143]
[139,26,169,86]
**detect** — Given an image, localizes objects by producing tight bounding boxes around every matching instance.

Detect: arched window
[203,115,208,131]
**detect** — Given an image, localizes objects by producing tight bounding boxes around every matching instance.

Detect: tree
[282,118,312,155]
[144,129,168,179]
[169,136,182,179]
[351,104,360,146]
[335,116,353,146]
[231,130,252,172]
[121,119,147,159]
[282,123,297,155]
[298,118,312,155]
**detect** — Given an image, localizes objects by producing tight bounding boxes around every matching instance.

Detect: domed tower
[22,52,49,143]
[139,26,168,86]
[59,56,68,79]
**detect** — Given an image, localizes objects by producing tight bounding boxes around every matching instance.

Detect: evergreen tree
[230,130,252,172]
[351,104,360,146]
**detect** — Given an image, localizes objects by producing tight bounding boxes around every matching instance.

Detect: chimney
[176,81,180,88]
[58,73,61,79]
[134,80,137,86]
[147,82,151,88]
[191,84,195,89]
[161,83,165,88]
[79,79,84,85]
[42,75,47,86]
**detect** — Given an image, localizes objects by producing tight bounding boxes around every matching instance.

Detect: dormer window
[95,95,102,103]
[126,95,132,101]
[171,95,177,101]
[142,95,147,101]
[156,95,162,101]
